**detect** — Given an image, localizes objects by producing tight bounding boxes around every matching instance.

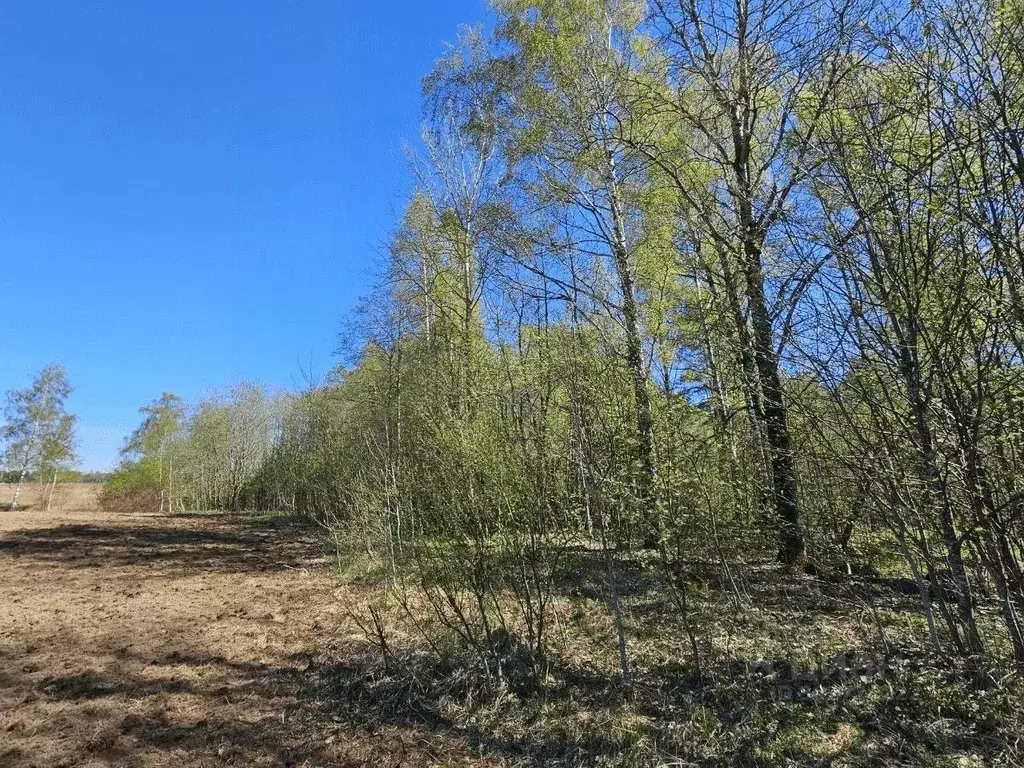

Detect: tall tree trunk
[902,352,983,653]
[606,150,658,544]
[10,379,51,511]
[743,240,805,564]
[10,466,28,511]
[725,13,805,563]
[46,468,57,511]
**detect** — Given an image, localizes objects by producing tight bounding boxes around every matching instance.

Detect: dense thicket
[113,0,1024,688]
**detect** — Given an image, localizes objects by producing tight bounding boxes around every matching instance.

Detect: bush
[100,459,162,513]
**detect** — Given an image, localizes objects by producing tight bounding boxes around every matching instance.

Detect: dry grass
[0,482,101,515]
[327,552,1024,767]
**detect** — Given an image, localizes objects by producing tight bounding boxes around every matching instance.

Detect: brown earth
[0,485,488,767]
[0,482,102,518]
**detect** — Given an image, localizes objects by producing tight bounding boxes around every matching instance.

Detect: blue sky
[0,1,486,470]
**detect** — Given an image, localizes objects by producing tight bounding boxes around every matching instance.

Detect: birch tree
[39,413,78,511]
[2,364,74,510]
[483,0,666,543]
[121,392,185,514]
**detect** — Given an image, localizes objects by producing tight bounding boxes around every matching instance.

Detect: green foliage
[100,458,162,512]
[102,384,286,513]
[1,363,78,508]
[98,0,1024,759]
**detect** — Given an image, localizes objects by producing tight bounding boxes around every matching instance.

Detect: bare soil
[0,485,484,767]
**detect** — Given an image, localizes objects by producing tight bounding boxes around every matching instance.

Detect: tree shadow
[37,670,191,701]
[0,513,325,575]
[546,548,659,601]
[303,634,1021,766]
[2,641,333,767]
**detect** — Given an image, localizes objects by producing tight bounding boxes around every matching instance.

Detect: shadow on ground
[0,647,332,767]
[0,513,324,574]
[0,641,487,768]
[6,511,1015,766]
[304,640,1022,766]
[0,510,481,767]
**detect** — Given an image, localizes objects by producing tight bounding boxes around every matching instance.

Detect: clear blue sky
[0,1,486,470]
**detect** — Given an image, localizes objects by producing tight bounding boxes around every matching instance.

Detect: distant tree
[2,364,75,510]
[121,393,185,513]
[39,412,78,510]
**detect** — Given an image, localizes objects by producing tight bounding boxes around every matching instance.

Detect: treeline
[103,384,288,513]
[0,470,108,484]
[114,0,1024,673]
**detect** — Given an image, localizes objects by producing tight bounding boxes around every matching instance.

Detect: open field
[0,483,102,518]
[0,490,491,767]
